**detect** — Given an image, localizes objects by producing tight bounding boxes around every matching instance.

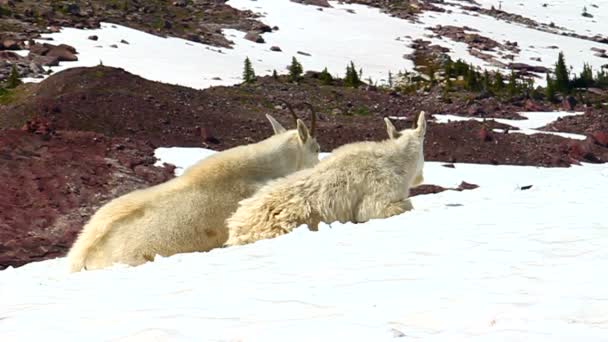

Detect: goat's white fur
[225,112,427,246]
[67,115,320,272]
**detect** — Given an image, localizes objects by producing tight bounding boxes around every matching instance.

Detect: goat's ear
[384,117,400,140]
[296,119,310,143]
[416,111,427,137]
[266,114,287,135]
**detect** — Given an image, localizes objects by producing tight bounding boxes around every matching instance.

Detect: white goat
[67,104,320,272]
[225,111,427,246]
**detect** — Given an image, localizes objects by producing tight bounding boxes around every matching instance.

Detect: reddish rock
[244,31,265,43]
[524,99,544,111]
[591,131,608,147]
[30,43,79,62]
[291,0,331,7]
[30,54,60,67]
[410,184,448,196]
[2,39,21,50]
[478,126,493,142]
[457,181,479,191]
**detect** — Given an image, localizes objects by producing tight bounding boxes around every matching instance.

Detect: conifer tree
[242,57,256,84]
[493,72,505,92]
[554,52,570,93]
[6,64,21,89]
[288,56,303,82]
[344,61,361,88]
[507,69,518,96]
[319,67,333,85]
[545,73,556,102]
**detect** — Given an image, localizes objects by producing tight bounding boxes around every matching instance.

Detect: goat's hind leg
[382,198,413,218]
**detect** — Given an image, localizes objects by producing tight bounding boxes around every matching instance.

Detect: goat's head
[265,99,321,169]
[384,111,427,187]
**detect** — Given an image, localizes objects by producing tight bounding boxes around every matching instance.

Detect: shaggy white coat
[67,115,320,272]
[226,112,427,246]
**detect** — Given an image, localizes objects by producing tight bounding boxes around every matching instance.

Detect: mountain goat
[225,111,427,246]
[67,102,321,272]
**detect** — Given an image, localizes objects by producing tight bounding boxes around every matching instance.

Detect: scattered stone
[478,126,493,142]
[520,185,533,190]
[2,39,21,50]
[591,131,608,147]
[244,31,265,43]
[109,44,118,48]
[45,44,78,62]
[457,181,479,191]
[270,46,282,52]
[120,39,130,45]
[88,35,99,41]
[290,0,331,7]
[297,50,311,56]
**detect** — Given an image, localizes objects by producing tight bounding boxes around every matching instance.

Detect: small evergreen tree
[444,60,453,78]
[507,69,518,97]
[242,57,256,84]
[493,72,505,92]
[576,63,593,88]
[288,56,303,82]
[6,64,21,89]
[272,69,278,80]
[319,67,333,85]
[464,64,479,91]
[388,71,393,88]
[554,52,570,93]
[344,61,361,88]
[481,69,491,92]
[543,74,555,102]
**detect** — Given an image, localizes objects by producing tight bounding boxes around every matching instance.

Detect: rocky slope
[0,0,267,82]
[0,122,174,269]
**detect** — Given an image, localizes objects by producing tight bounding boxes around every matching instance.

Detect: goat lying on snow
[67,103,320,272]
[225,111,427,246]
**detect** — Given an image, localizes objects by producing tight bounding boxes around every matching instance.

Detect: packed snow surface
[2,145,608,341]
[471,0,608,38]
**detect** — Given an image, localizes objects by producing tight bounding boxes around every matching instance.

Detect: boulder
[244,31,265,43]
[46,44,78,61]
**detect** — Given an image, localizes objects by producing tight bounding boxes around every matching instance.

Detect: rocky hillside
[0,0,267,81]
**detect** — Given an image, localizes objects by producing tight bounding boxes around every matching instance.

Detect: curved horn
[301,102,316,137]
[411,111,420,129]
[277,99,298,126]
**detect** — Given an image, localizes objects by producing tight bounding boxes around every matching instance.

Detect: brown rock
[47,45,78,62]
[30,54,60,67]
[270,46,282,52]
[457,181,479,191]
[524,99,544,111]
[591,131,608,147]
[244,31,265,43]
[290,0,331,7]
[2,39,20,50]
[478,126,493,142]
[88,35,99,41]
